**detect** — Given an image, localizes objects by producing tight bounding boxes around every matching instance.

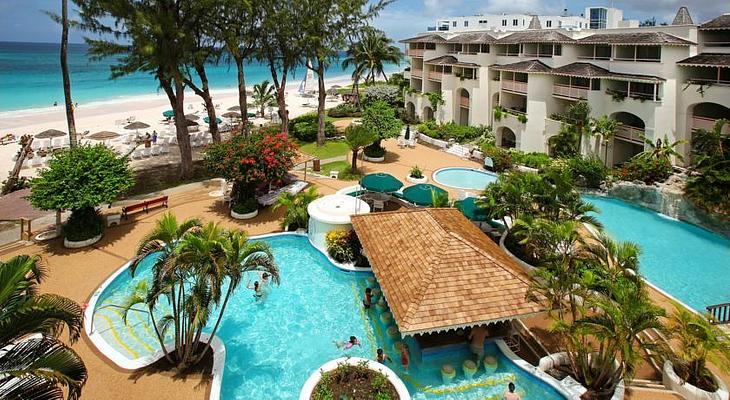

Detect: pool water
[93,234,565,399]
[585,196,730,312]
[433,168,498,191]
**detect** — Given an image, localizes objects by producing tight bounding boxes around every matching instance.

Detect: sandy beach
[0,74,356,178]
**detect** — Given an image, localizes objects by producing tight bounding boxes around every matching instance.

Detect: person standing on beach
[151,131,157,144]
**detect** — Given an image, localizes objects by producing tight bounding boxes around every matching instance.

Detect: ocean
[0,41,399,112]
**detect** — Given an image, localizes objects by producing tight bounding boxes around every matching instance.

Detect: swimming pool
[585,196,730,312]
[91,234,566,399]
[432,168,498,191]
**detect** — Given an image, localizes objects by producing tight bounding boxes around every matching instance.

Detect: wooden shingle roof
[699,14,730,30]
[497,30,575,44]
[447,32,497,44]
[399,33,447,44]
[577,32,695,46]
[425,55,480,67]
[351,208,543,336]
[552,62,665,82]
[677,53,730,68]
[491,60,552,74]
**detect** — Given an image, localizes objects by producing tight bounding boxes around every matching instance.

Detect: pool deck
[0,139,726,400]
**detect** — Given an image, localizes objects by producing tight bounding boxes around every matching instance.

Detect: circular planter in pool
[230,208,258,220]
[407,175,428,184]
[299,357,410,400]
[432,167,498,191]
[64,233,102,249]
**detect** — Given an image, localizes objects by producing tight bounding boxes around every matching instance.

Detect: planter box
[363,154,385,162]
[663,361,729,400]
[499,232,536,274]
[230,208,259,220]
[407,175,428,184]
[64,233,102,249]
[299,357,410,400]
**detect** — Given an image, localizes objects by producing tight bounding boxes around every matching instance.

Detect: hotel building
[402,8,730,165]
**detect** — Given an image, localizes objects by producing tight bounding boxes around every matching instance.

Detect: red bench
[121,196,168,219]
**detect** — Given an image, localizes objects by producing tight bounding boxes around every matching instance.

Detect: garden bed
[301,357,409,400]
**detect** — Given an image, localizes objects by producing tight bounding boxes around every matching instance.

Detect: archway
[457,88,470,126]
[689,102,730,132]
[423,106,434,121]
[610,111,646,166]
[406,101,416,120]
[498,127,516,149]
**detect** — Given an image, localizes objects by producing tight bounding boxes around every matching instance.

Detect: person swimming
[246,280,263,301]
[376,348,392,363]
[363,287,372,309]
[504,382,522,400]
[400,343,410,372]
[334,336,361,350]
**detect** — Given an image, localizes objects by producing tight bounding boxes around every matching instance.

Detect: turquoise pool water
[585,196,730,312]
[93,234,565,399]
[433,168,498,191]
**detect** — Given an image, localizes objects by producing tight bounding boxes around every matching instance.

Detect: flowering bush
[618,156,672,185]
[326,230,354,263]
[204,132,298,202]
[362,84,400,106]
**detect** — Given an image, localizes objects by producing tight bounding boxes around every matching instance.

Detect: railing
[686,78,730,86]
[0,218,34,243]
[576,55,611,60]
[427,71,443,81]
[496,52,520,57]
[459,97,470,108]
[612,56,661,63]
[411,68,423,77]
[615,124,645,143]
[501,80,528,94]
[692,116,730,133]
[405,48,424,57]
[607,88,660,102]
[523,53,553,58]
[702,40,730,47]
[707,302,730,324]
[552,84,589,100]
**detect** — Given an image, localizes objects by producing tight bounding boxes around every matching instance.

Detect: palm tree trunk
[193,286,234,365]
[315,60,327,147]
[235,56,249,131]
[160,76,193,179]
[61,0,77,148]
[148,305,174,364]
[351,149,359,172]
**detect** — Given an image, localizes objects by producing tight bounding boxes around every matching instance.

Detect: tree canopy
[361,100,403,143]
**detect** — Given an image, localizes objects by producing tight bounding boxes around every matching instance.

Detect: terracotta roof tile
[351,208,543,336]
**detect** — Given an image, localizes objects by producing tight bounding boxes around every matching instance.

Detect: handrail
[707,302,730,324]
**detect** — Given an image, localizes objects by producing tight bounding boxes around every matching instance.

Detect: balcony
[406,49,424,57]
[459,97,470,108]
[615,124,645,144]
[411,68,423,77]
[428,71,443,81]
[692,116,730,134]
[501,80,528,94]
[552,84,588,100]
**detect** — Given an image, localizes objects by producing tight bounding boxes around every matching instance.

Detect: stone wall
[607,182,730,238]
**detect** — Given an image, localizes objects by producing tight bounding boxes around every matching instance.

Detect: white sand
[0,75,355,178]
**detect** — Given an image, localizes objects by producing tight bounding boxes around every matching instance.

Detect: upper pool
[91,234,566,399]
[585,196,730,312]
[433,167,498,191]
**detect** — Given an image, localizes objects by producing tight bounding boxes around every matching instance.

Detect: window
[452,21,457,27]
[502,19,507,27]
[546,20,552,28]
[464,21,468,27]
[513,19,518,26]
[554,44,562,56]
[589,8,608,29]
[479,19,488,24]
[559,21,563,28]
[480,44,490,53]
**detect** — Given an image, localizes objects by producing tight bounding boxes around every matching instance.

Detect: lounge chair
[257,180,308,206]
[484,157,494,172]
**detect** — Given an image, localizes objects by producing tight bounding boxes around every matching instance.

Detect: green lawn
[297,140,350,159]
[313,160,362,181]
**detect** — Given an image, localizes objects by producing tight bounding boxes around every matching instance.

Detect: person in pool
[400,343,410,372]
[334,336,361,350]
[363,287,372,309]
[376,348,392,364]
[246,280,263,301]
[504,382,521,400]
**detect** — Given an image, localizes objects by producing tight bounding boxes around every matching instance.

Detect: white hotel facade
[402,8,730,166]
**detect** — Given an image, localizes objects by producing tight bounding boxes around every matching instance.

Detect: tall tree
[75,0,195,178]
[251,80,276,117]
[589,115,618,166]
[297,0,389,146]
[47,1,78,147]
[566,100,591,154]
[213,0,259,130]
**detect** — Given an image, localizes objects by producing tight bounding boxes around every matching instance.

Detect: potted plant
[407,165,427,184]
[361,101,402,162]
[301,357,409,400]
[493,105,505,122]
[517,113,528,124]
[230,195,259,220]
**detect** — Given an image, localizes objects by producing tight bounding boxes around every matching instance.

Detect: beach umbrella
[454,197,490,221]
[36,129,66,139]
[185,114,200,121]
[402,183,448,207]
[204,116,223,124]
[88,131,120,141]
[360,173,403,193]
[124,121,150,130]
[326,88,339,96]
[330,85,341,89]
[247,112,256,118]
[185,119,199,126]
[222,111,241,119]
[227,105,241,111]
[162,110,175,118]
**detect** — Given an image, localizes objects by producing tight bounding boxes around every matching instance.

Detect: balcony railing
[552,84,588,100]
[576,55,611,61]
[692,116,730,134]
[686,78,730,86]
[411,68,423,77]
[707,302,730,324]
[523,53,553,58]
[702,40,730,47]
[428,71,443,81]
[406,48,424,57]
[612,56,660,63]
[615,124,645,143]
[501,80,528,94]
[459,97,470,108]
[496,52,520,57]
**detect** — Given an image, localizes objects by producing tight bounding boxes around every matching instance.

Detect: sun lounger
[257,180,308,206]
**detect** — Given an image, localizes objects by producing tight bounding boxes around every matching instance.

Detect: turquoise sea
[0,41,399,112]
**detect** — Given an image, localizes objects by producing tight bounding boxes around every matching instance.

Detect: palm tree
[691,119,728,160]
[60,0,77,148]
[344,27,401,85]
[638,133,687,163]
[343,125,376,172]
[122,214,279,369]
[272,187,320,230]
[589,115,618,166]
[666,304,730,390]
[252,80,277,117]
[0,255,87,399]
[566,101,591,153]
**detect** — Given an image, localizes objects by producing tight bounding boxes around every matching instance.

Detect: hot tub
[307,194,370,254]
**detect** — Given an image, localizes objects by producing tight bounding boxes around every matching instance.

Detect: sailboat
[298,59,315,98]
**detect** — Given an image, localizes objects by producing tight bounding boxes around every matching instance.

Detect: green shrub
[409,165,424,179]
[618,156,673,184]
[326,230,354,263]
[63,206,104,241]
[567,155,607,188]
[416,121,484,143]
[288,113,337,142]
[364,143,386,158]
[327,103,362,118]
[511,151,553,169]
[232,197,259,214]
[480,145,513,172]
[362,84,401,106]
[548,124,579,158]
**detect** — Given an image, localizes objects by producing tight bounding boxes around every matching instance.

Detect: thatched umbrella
[124,121,151,134]
[185,119,199,126]
[227,105,241,111]
[185,114,200,121]
[222,111,241,119]
[36,129,66,139]
[88,131,120,141]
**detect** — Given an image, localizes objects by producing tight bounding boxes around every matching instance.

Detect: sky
[0,0,727,45]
